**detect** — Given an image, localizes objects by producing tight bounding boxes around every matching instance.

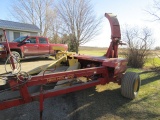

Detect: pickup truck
[0,36,68,62]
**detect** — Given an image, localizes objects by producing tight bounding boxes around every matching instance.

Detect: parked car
[0,36,68,62]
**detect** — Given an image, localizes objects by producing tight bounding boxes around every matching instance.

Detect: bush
[125,49,149,68]
[155,46,160,50]
[122,26,153,68]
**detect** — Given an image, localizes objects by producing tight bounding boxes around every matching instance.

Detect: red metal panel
[105,13,121,39]
[3,30,16,69]
[0,80,101,110]
[0,98,25,110]
[27,67,106,86]
[34,80,101,99]
[0,51,7,58]
[19,84,32,102]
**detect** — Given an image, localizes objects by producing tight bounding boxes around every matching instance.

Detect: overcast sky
[1,0,159,47]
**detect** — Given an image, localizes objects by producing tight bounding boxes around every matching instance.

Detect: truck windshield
[13,36,27,42]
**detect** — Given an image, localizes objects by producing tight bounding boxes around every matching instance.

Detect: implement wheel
[121,72,141,99]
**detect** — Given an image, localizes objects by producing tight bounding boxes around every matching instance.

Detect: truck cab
[0,36,68,61]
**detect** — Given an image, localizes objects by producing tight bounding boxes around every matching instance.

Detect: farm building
[0,19,40,42]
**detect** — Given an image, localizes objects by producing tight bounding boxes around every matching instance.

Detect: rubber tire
[8,51,21,64]
[121,72,141,99]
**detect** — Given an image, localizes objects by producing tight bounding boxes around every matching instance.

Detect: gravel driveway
[0,58,55,74]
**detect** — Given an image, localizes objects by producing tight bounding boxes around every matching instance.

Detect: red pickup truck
[0,36,68,61]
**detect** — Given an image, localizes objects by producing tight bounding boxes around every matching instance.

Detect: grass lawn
[126,68,160,119]
[145,57,160,67]
[79,47,125,57]
[79,47,160,119]
[79,48,106,56]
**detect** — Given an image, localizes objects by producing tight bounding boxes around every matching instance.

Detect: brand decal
[47,74,74,83]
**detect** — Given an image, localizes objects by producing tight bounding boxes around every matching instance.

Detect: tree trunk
[75,43,79,53]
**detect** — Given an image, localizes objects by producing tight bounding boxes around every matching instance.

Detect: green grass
[126,68,143,73]
[79,49,106,56]
[124,68,160,119]
[93,68,160,119]
[145,57,160,67]
[79,48,160,119]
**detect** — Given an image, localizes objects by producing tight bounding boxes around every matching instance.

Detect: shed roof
[0,19,41,32]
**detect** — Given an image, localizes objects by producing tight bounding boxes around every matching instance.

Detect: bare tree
[10,0,55,36]
[56,0,101,53]
[144,0,160,71]
[122,26,154,68]
[48,10,62,43]
[145,0,160,21]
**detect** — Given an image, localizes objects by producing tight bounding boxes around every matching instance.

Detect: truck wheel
[121,72,141,99]
[8,51,21,63]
